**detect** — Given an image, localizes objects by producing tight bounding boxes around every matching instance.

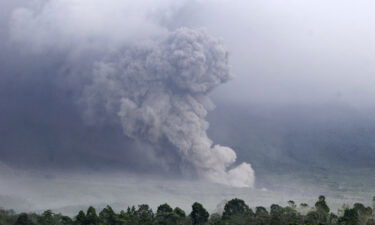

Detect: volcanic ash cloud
[82,28,255,188]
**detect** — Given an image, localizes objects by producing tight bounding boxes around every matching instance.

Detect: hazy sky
[1,0,375,212]
[0,0,374,170]
[179,0,375,106]
[1,0,375,106]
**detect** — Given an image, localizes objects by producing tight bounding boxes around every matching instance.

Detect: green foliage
[14,213,34,225]
[0,208,17,225]
[316,196,330,214]
[75,210,86,225]
[155,203,175,225]
[306,210,321,225]
[174,207,186,218]
[222,198,253,225]
[0,196,374,225]
[191,202,209,225]
[313,195,330,224]
[37,210,56,225]
[99,205,119,225]
[339,208,359,225]
[270,204,285,225]
[255,206,271,225]
[208,213,224,225]
[135,204,154,225]
[223,198,251,218]
[60,215,74,225]
[86,206,100,225]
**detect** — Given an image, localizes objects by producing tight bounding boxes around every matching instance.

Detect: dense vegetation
[1,196,375,225]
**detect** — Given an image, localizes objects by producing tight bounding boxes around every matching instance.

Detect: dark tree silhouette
[14,213,34,225]
[190,202,209,225]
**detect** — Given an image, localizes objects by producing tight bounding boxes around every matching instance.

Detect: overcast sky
[183,0,375,106]
[1,0,375,106]
[1,0,375,212]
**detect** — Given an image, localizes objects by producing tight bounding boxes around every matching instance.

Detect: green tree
[118,209,137,225]
[255,207,270,225]
[0,208,16,225]
[75,210,86,225]
[37,210,55,225]
[299,203,310,216]
[288,200,297,209]
[316,195,330,214]
[191,202,209,225]
[156,203,176,225]
[353,203,372,225]
[136,204,154,225]
[339,208,359,225]
[174,207,186,218]
[174,207,187,225]
[86,206,100,225]
[222,198,253,225]
[306,210,320,225]
[14,213,34,225]
[315,195,330,224]
[284,202,300,225]
[60,215,74,225]
[223,198,251,218]
[270,204,285,225]
[99,205,118,225]
[208,213,224,225]
[324,212,338,225]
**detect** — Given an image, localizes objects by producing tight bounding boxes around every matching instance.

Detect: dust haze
[0,0,375,213]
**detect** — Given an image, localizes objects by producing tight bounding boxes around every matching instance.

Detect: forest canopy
[1,196,375,225]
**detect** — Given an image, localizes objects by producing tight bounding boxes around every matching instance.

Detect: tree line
[1,196,375,225]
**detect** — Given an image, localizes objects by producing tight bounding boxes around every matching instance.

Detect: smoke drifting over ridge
[4,0,254,187]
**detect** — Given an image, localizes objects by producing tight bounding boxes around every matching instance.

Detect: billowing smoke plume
[8,0,255,187]
[82,28,254,187]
